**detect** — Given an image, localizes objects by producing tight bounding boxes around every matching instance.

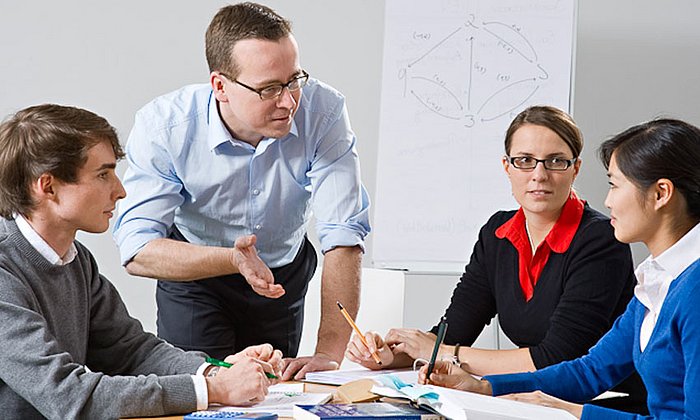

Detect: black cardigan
[432,204,635,368]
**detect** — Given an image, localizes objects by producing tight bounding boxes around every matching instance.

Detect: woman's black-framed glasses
[220,70,309,100]
[506,156,578,171]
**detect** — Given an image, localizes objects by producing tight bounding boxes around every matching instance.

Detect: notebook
[294,402,443,420]
[371,374,577,420]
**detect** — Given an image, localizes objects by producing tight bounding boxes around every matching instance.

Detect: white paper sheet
[304,368,419,386]
[210,387,332,417]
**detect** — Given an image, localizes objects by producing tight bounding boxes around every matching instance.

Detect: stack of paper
[304,368,418,386]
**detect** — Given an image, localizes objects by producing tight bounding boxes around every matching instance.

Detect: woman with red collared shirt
[346,106,646,413]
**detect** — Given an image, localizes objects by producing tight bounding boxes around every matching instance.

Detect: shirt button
[254,224,262,230]
[252,189,260,195]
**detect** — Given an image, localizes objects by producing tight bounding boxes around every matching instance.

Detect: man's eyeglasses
[220,70,309,100]
[506,156,578,171]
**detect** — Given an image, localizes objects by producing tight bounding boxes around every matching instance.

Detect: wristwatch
[206,365,221,377]
[452,343,461,365]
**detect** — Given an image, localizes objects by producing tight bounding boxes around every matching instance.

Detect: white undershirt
[14,214,78,265]
[14,214,209,410]
[634,222,700,351]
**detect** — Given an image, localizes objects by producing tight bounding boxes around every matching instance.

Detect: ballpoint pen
[425,316,447,383]
[206,357,279,379]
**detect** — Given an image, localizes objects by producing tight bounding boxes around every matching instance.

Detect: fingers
[280,358,305,381]
[293,363,312,381]
[344,337,364,363]
[254,359,279,380]
[241,343,275,361]
[357,331,378,354]
[344,332,387,368]
[246,273,272,289]
[236,344,284,377]
[417,365,428,384]
[281,355,340,381]
[234,234,257,249]
[383,328,404,345]
[251,282,285,298]
[417,360,452,385]
[367,331,385,353]
[210,357,271,406]
[269,349,284,373]
[427,372,454,387]
[384,328,415,349]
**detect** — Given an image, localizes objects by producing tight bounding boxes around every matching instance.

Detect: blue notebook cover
[185,412,278,420]
[293,402,442,420]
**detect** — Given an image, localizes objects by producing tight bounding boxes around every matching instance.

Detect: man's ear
[210,71,229,103]
[652,178,674,211]
[33,173,56,198]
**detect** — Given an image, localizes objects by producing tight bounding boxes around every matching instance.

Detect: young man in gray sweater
[0,104,281,419]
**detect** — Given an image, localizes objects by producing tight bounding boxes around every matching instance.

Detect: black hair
[598,118,700,220]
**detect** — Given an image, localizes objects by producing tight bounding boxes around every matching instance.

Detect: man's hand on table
[280,353,340,381]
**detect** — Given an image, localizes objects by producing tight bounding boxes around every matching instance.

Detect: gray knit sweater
[0,218,206,419]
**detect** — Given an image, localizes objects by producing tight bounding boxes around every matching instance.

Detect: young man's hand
[206,356,271,406]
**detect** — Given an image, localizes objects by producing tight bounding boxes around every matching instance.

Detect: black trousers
[156,228,317,360]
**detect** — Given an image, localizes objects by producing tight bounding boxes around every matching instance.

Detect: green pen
[205,357,279,379]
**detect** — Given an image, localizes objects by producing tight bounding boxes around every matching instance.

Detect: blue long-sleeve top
[486,257,700,419]
[113,80,370,267]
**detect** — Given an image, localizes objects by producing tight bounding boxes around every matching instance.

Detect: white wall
[2,1,699,343]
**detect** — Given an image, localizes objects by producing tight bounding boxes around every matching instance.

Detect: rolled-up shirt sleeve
[309,96,371,254]
[113,111,185,265]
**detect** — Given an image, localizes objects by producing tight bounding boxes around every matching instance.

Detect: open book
[372,374,577,420]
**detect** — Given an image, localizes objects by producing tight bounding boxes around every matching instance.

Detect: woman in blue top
[419,118,700,419]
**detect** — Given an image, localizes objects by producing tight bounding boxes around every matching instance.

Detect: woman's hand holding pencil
[340,301,398,368]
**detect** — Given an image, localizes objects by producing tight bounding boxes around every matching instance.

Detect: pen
[425,316,447,383]
[336,301,382,365]
[206,357,279,379]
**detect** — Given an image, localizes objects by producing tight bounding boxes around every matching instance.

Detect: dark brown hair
[505,106,583,158]
[0,104,123,219]
[599,118,700,220]
[205,2,292,78]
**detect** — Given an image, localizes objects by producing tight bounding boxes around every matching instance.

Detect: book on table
[370,373,577,420]
[208,383,332,418]
[293,402,442,420]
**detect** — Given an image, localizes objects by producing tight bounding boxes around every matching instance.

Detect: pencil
[337,301,382,365]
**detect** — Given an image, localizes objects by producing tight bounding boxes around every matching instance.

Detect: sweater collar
[495,191,585,254]
[14,214,77,265]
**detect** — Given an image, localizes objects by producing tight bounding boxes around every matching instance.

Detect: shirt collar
[495,191,585,253]
[653,221,700,280]
[634,222,700,311]
[14,213,77,265]
[206,90,299,151]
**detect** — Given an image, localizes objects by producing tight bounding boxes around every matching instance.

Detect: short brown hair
[505,106,583,158]
[205,2,292,78]
[0,104,123,219]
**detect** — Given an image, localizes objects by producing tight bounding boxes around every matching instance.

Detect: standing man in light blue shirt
[113,2,370,380]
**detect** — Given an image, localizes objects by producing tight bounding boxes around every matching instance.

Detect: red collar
[495,192,585,301]
[495,192,585,252]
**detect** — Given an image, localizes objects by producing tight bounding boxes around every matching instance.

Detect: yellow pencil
[337,301,382,365]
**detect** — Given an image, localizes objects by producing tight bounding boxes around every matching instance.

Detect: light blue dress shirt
[113,79,370,268]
